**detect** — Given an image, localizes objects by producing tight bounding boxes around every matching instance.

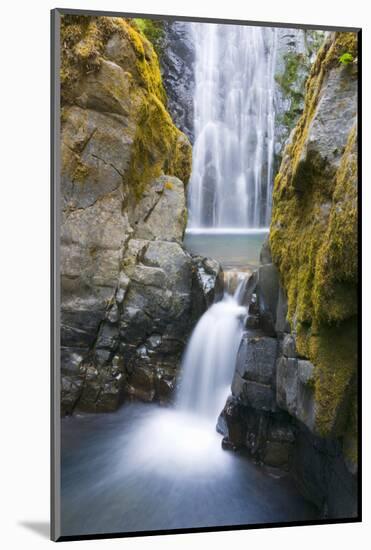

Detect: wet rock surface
[190,256,224,321]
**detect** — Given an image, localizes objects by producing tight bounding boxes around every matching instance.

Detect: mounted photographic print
[51,8,361,541]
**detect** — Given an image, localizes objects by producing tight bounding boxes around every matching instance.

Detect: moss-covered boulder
[270,32,358,451]
[61,15,192,200]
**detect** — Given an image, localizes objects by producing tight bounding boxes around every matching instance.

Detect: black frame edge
[356,27,362,524]
[54,7,361,32]
[56,517,361,543]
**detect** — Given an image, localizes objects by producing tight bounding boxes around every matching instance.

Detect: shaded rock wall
[60,15,221,414]
[159,21,195,142]
[270,31,358,445]
[274,28,326,161]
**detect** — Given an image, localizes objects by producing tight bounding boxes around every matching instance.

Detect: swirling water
[61,401,318,536]
[61,282,318,536]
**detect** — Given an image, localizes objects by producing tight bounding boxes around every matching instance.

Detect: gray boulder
[232,379,276,412]
[231,334,278,412]
[263,440,292,469]
[235,335,278,385]
[274,28,325,159]
[132,175,187,243]
[282,334,297,358]
[276,356,316,432]
[293,62,357,193]
[275,283,291,334]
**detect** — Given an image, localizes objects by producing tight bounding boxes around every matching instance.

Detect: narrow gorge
[59,15,358,537]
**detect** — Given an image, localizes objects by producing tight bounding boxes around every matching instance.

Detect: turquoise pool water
[183,228,269,268]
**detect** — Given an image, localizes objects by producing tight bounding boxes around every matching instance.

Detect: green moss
[133,18,164,57]
[296,318,357,436]
[126,93,192,199]
[275,52,310,134]
[60,15,166,105]
[60,15,191,199]
[339,52,354,65]
[72,159,90,183]
[275,52,307,95]
[89,245,98,258]
[313,127,358,323]
[270,32,358,437]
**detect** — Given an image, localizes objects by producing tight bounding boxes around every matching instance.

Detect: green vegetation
[133,18,164,57]
[128,93,192,198]
[60,15,166,105]
[60,15,192,200]
[275,52,307,95]
[275,52,309,137]
[339,52,354,65]
[275,33,326,137]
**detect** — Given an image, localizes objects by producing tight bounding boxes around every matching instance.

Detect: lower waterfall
[61,272,318,535]
[177,280,247,419]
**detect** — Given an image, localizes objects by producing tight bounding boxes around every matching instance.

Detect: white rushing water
[188,23,277,229]
[177,278,247,420]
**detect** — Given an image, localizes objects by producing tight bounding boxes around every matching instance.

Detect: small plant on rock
[339,52,354,65]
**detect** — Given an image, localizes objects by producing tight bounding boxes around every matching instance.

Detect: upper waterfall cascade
[188,23,277,229]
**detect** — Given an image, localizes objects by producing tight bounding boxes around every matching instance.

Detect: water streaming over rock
[177,276,247,419]
[188,23,277,229]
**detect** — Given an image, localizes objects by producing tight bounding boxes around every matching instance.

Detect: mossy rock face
[60,15,192,201]
[132,18,165,58]
[270,32,358,441]
[60,15,193,415]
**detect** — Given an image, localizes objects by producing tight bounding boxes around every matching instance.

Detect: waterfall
[177,278,247,420]
[188,23,277,229]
